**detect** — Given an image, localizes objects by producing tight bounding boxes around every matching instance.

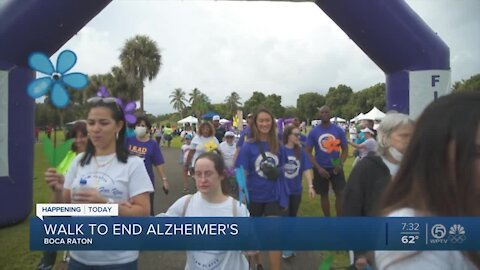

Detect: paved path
[138,146,332,270]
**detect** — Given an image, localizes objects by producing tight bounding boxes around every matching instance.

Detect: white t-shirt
[190,136,220,167]
[381,156,399,176]
[162,193,249,270]
[64,153,154,266]
[218,142,236,169]
[375,208,477,270]
[359,138,378,158]
[349,126,358,140]
[181,144,192,165]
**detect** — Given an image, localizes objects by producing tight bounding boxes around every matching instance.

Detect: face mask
[135,126,147,137]
[388,146,403,162]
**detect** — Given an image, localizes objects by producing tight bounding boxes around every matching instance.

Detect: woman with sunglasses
[46,97,153,270]
[235,108,288,270]
[281,125,314,260]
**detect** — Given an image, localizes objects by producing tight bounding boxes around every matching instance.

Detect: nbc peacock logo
[448,224,466,244]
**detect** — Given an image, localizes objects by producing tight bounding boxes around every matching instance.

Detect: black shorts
[313,167,346,196]
[248,201,286,217]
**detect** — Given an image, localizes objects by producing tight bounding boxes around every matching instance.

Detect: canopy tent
[359,107,386,121]
[350,113,365,123]
[177,116,198,125]
[201,111,219,119]
[330,116,346,123]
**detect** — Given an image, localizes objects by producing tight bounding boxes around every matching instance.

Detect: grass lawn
[0,132,355,269]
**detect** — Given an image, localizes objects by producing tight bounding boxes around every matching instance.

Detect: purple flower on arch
[27,50,88,108]
[116,98,137,124]
[96,85,110,98]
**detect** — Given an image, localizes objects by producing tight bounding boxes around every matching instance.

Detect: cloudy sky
[55,0,480,116]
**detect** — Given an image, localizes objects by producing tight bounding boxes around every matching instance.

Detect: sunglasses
[87,97,118,104]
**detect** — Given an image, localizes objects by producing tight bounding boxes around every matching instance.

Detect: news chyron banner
[32,204,479,250]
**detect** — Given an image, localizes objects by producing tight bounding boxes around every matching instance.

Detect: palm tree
[169,88,188,118]
[120,35,161,112]
[224,91,242,116]
[189,88,210,118]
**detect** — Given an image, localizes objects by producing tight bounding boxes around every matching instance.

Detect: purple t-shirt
[235,141,286,203]
[236,127,251,148]
[127,137,165,184]
[284,147,312,195]
[306,124,347,168]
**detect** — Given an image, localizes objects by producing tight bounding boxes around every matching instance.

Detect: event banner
[30,216,479,251]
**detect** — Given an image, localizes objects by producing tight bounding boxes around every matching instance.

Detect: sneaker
[282,251,295,259]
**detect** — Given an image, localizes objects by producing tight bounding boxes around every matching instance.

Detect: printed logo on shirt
[254,152,279,178]
[190,251,226,270]
[128,145,147,160]
[284,156,300,179]
[318,133,341,154]
[78,172,124,199]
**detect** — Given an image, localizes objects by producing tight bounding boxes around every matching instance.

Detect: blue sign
[30,217,480,251]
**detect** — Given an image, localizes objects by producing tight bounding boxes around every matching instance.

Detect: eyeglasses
[87,97,118,104]
[87,97,121,111]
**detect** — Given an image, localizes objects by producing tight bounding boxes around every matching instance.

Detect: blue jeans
[68,258,137,270]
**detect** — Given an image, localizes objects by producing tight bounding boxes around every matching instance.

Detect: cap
[212,115,220,121]
[361,127,375,134]
[224,131,235,137]
[247,113,253,118]
[185,134,193,140]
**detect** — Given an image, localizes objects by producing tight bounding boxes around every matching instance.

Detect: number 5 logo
[431,224,446,239]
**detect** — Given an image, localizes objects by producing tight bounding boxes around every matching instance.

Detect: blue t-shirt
[299,133,307,147]
[306,124,347,168]
[236,127,251,148]
[235,141,286,203]
[284,147,312,195]
[127,137,165,184]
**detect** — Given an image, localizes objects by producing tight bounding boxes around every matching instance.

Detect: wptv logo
[430,224,466,244]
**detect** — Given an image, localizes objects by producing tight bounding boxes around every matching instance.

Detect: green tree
[224,91,242,116]
[243,91,266,115]
[169,88,188,118]
[189,88,210,118]
[264,94,285,117]
[296,92,325,124]
[325,84,353,117]
[120,35,161,112]
[284,106,298,118]
[344,83,386,119]
[452,73,480,93]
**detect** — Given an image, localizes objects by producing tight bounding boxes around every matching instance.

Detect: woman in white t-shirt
[186,122,220,169]
[375,93,480,270]
[349,127,378,166]
[45,97,153,269]
[160,150,249,270]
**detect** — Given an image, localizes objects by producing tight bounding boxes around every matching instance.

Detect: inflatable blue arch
[0,0,449,227]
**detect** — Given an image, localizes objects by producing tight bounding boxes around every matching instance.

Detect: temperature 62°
[401,235,419,244]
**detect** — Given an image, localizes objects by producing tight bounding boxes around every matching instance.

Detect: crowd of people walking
[39,91,480,270]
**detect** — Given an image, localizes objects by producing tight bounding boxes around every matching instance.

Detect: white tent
[350,113,364,123]
[177,116,198,125]
[330,116,346,123]
[359,107,386,121]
